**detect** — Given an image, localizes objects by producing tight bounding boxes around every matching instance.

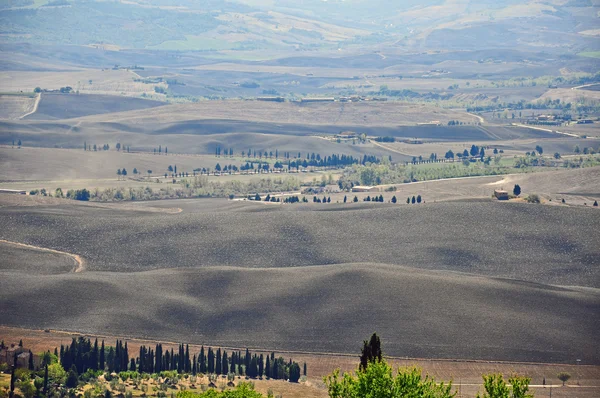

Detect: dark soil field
[0,261,598,365]
[0,194,598,365]
[25,93,165,120]
[0,241,76,274]
[0,198,598,288]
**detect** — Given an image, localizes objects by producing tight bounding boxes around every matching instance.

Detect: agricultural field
[25,93,165,120]
[0,94,37,119]
[1,2,600,397]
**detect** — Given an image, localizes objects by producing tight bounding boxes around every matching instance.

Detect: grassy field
[0,69,165,97]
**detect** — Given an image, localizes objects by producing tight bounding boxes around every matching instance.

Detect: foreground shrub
[324,359,455,398]
[476,374,533,398]
[176,382,262,397]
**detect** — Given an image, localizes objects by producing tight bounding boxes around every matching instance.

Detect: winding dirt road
[0,239,85,272]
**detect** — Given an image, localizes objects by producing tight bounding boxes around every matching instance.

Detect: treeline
[84,142,130,152]
[57,338,305,382]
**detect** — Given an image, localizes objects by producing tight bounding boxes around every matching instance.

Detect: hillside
[25,93,165,120]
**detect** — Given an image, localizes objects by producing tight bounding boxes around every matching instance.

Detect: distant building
[256,97,285,102]
[352,185,379,193]
[300,97,335,102]
[336,131,358,139]
[494,190,509,201]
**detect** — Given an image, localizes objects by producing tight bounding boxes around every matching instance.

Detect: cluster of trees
[373,136,395,142]
[258,194,307,204]
[54,338,305,384]
[363,195,384,202]
[84,142,131,152]
[153,146,168,155]
[326,333,537,398]
[30,188,90,201]
[407,195,423,204]
[11,139,22,148]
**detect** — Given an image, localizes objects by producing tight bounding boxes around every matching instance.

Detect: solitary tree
[557,372,571,386]
[17,140,21,148]
[535,145,543,155]
[353,196,358,203]
[343,195,347,203]
[513,184,521,196]
[391,196,397,203]
[594,200,598,207]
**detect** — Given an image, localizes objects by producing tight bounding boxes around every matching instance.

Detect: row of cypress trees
[58,338,306,382]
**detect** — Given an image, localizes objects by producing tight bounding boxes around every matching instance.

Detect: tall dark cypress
[155,344,162,373]
[222,351,228,375]
[91,339,99,371]
[28,350,34,370]
[207,348,214,374]
[139,347,145,373]
[185,344,190,373]
[258,354,264,378]
[199,346,206,374]
[192,355,197,375]
[170,348,175,371]
[123,342,129,373]
[43,364,48,395]
[215,348,221,375]
[265,356,270,379]
[99,341,105,371]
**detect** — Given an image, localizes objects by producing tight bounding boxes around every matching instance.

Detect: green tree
[535,145,543,155]
[476,374,533,398]
[66,365,78,388]
[554,152,561,159]
[417,195,422,203]
[557,372,571,386]
[391,196,397,203]
[513,184,521,196]
[325,360,454,398]
[353,196,358,203]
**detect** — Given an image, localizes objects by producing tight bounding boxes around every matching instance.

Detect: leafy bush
[527,194,540,203]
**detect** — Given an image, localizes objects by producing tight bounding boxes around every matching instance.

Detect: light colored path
[512,123,580,138]
[0,239,85,272]
[19,93,40,119]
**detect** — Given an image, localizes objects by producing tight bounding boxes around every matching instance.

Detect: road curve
[0,239,85,272]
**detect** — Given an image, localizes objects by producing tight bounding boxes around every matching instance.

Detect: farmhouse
[352,185,379,193]
[301,97,335,102]
[336,131,358,139]
[494,190,509,200]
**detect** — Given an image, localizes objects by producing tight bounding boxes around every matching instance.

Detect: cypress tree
[28,350,34,370]
[303,362,307,376]
[99,341,105,371]
[192,355,197,375]
[199,346,206,374]
[208,348,214,374]
[222,351,228,375]
[265,356,270,379]
[258,354,264,378]
[129,358,136,371]
[359,333,382,371]
[91,339,99,371]
[43,364,48,395]
[216,348,222,375]
[186,344,191,373]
